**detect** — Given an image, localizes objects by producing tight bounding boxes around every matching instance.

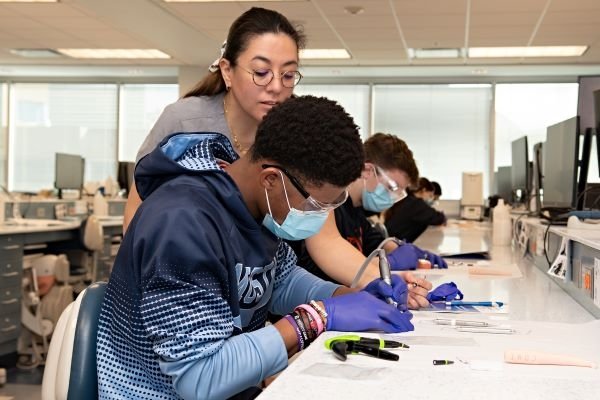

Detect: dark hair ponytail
[184,7,305,98]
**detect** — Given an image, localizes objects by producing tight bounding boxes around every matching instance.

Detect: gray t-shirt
[136,92,230,162]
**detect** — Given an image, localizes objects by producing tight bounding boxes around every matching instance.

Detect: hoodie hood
[135,132,239,200]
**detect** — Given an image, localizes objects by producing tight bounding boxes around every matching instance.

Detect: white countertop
[259,222,598,400]
[0,219,80,234]
[261,319,600,400]
[0,216,123,235]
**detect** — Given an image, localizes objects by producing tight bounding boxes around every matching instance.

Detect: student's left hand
[398,272,433,309]
[363,275,409,312]
[388,243,448,270]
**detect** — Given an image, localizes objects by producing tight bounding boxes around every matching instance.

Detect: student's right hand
[322,291,414,333]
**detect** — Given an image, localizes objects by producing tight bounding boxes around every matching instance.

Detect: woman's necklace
[223,96,249,155]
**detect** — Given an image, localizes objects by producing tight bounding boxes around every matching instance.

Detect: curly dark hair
[364,133,419,185]
[250,95,364,187]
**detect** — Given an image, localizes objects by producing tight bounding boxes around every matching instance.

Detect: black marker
[352,343,399,361]
[331,341,399,362]
[433,359,454,365]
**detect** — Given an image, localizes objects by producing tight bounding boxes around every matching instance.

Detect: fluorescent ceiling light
[468,46,588,58]
[10,48,62,58]
[447,84,492,88]
[163,0,303,2]
[0,0,57,2]
[56,49,171,59]
[300,49,351,59]
[408,48,463,59]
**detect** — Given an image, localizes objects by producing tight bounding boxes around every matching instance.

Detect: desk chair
[48,215,104,290]
[42,282,106,400]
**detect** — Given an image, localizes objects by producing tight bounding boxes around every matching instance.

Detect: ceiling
[0,0,600,71]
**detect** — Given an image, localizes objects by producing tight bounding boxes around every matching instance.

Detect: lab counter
[0,217,123,358]
[516,217,600,318]
[259,221,599,400]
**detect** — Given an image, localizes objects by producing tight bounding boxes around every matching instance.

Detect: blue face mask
[362,183,395,212]
[262,187,329,241]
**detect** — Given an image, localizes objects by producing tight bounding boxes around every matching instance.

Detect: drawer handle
[2,272,18,277]
[2,245,20,250]
[1,298,17,305]
[1,325,16,333]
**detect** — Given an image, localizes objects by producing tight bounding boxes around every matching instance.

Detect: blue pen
[445,301,504,307]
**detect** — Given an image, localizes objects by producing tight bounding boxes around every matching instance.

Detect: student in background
[384,177,447,243]
[290,133,439,309]
[431,181,442,202]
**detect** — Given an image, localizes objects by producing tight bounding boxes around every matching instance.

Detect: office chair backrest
[81,215,103,251]
[42,282,107,400]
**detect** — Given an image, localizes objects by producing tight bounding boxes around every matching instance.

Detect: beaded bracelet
[309,300,328,330]
[297,307,316,340]
[283,314,304,352]
[302,308,317,340]
[295,304,323,336]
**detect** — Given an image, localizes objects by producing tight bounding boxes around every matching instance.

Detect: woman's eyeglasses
[239,66,302,88]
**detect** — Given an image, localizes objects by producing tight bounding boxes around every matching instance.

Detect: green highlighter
[324,334,409,350]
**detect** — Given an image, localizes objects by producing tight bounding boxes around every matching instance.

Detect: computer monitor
[542,116,589,210]
[495,166,512,204]
[55,153,85,199]
[532,142,544,212]
[117,161,135,195]
[510,136,529,202]
[577,76,600,132]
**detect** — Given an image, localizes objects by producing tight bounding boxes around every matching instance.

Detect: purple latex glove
[426,282,464,302]
[323,291,414,333]
[387,243,448,270]
[363,275,409,312]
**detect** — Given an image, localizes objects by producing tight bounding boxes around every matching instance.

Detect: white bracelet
[309,300,328,322]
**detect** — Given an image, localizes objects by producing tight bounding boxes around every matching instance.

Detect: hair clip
[208,41,227,73]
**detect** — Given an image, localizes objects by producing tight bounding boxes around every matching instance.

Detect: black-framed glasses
[239,66,302,88]
[262,164,348,212]
[262,164,309,198]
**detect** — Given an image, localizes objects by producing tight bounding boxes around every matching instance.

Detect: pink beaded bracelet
[295,304,324,336]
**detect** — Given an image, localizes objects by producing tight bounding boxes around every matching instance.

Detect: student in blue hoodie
[97,96,414,400]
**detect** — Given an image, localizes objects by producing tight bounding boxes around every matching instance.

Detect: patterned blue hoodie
[96,132,338,399]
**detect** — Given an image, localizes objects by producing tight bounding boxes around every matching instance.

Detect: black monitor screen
[511,136,529,194]
[117,161,135,195]
[496,166,512,204]
[55,153,84,191]
[532,142,544,190]
[543,116,580,208]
